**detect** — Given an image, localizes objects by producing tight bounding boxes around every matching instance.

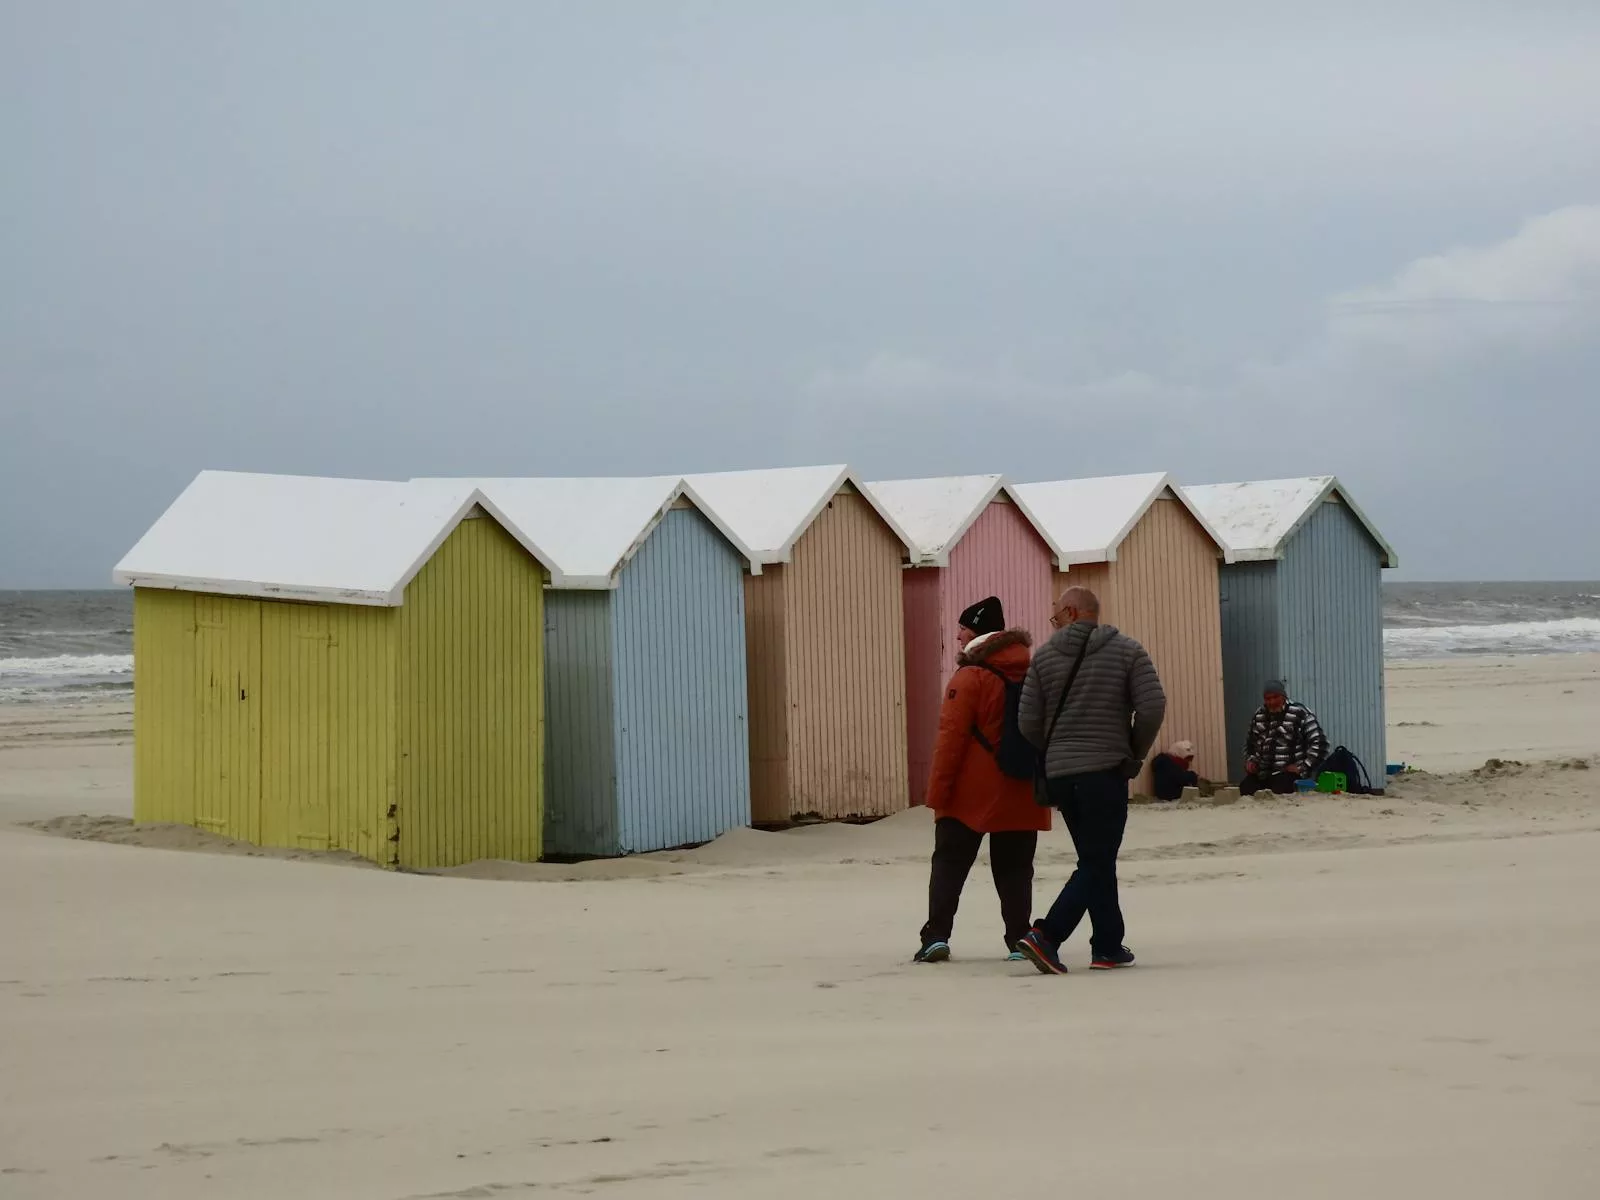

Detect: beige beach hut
[1009,472,1235,792]
[682,466,916,823]
[113,471,552,869]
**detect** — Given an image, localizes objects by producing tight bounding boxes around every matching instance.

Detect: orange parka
[925,629,1051,833]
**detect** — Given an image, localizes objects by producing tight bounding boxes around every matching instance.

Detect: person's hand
[1284,763,1302,777]
[1120,758,1143,779]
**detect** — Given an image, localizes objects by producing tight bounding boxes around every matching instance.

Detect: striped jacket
[1244,701,1328,775]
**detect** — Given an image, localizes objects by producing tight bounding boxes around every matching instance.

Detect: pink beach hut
[863,475,1061,808]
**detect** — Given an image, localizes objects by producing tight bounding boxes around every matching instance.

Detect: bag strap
[1043,632,1092,747]
[1344,748,1372,792]
[967,663,1011,753]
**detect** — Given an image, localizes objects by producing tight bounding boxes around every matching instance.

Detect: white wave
[0,653,135,680]
[1384,617,1600,659]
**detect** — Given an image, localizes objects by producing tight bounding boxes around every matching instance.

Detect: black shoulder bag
[1032,634,1091,807]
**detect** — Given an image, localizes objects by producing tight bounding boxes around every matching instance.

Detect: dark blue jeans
[1039,770,1129,952]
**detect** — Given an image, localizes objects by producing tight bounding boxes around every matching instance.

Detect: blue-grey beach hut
[414,476,759,856]
[1183,476,1398,788]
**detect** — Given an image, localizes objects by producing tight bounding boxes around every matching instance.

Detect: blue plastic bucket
[1295,778,1317,794]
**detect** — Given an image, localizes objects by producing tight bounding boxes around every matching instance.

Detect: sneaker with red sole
[1014,929,1068,975]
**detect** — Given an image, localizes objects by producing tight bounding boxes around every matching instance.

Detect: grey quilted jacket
[1018,621,1167,781]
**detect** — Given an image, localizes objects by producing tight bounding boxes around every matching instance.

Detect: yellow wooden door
[260,603,335,850]
[193,595,261,841]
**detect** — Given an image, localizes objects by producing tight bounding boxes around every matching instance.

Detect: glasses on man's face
[1049,609,1071,628]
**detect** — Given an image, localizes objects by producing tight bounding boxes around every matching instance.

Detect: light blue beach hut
[413,476,759,856]
[1184,476,1398,788]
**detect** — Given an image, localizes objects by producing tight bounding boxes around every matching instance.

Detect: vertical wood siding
[1217,562,1281,781]
[611,507,752,852]
[902,500,1057,807]
[1109,499,1228,787]
[900,565,943,807]
[396,514,546,869]
[1054,563,1114,614]
[1278,498,1388,783]
[742,565,790,824]
[192,594,261,839]
[132,588,198,826]
[1055,498,1228,789]
[783,491,909,819]
[258,601,396,862]
[542,590,618,857]
[941,500,1057,671]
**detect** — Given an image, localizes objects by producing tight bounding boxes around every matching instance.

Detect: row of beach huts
[113,466,1396,869]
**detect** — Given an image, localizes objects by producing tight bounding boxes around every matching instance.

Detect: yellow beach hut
[113,470,553,869]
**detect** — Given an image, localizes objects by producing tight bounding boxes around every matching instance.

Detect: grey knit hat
[1263,679,1287,696]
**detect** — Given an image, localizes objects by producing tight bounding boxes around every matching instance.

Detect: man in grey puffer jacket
[1013,587,1166,974]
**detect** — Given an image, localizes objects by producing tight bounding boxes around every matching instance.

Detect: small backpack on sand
[969,665,1036,780]
[1320,746,1373,794]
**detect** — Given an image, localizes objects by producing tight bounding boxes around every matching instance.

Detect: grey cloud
[793,208,1600,578]
[3,3,1599,585]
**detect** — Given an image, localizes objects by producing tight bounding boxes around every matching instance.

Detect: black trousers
[1240,771,1298,796]
[921,817,1038,951]
[1038,770,1129,953]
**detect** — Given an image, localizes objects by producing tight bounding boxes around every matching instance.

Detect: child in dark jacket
[1151,741,1199,801]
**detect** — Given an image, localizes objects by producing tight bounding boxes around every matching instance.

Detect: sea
[2,584,1599,706]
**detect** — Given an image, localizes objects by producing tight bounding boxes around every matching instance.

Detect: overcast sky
[4,1,1599,586]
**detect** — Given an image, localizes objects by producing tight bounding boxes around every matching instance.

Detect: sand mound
[24,815,380,868]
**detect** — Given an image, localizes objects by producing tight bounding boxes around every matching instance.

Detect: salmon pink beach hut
[861,474,1060,807]
[414,475,759,856]
[1010,472,1234,793]
[113,470,552,869]
[682,466,916,823]
[1183,476,1396,788]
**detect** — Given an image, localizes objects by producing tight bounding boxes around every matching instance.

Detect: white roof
[409,475,759,588]
[681,465,914,564]
[113,471,551,606]
[1009,472,1232,567]
[861,474,1061,566]
[1181,476,1398,568]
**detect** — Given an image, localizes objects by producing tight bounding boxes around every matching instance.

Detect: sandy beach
[2,655,1598,1197]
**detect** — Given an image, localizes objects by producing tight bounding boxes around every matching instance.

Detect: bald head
[1050,586,1100,629]
[1059,587,1100,615]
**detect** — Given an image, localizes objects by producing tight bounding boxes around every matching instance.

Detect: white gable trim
[675,481,763,577]
[114,485,558,605]
[759,466,916,564]
[1184,476,1396,568]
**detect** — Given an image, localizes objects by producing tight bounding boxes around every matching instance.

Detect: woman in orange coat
[914,596,1050,963]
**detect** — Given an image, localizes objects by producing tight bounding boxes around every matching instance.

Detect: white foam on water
[1384,617,1600,659]
[0,653,135,681]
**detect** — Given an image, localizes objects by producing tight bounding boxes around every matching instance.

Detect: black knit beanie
[958,596,1005,637]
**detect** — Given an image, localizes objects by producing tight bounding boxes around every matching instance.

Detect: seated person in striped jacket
[1240,680,1329,796]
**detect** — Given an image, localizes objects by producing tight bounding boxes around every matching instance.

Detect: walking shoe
[1090,945,1136,970]
[912,941,951,964]
[1005,950,1028,962]
[1013,930,1068,975]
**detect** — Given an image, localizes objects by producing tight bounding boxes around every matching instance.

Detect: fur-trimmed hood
[957,627,1033,668]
